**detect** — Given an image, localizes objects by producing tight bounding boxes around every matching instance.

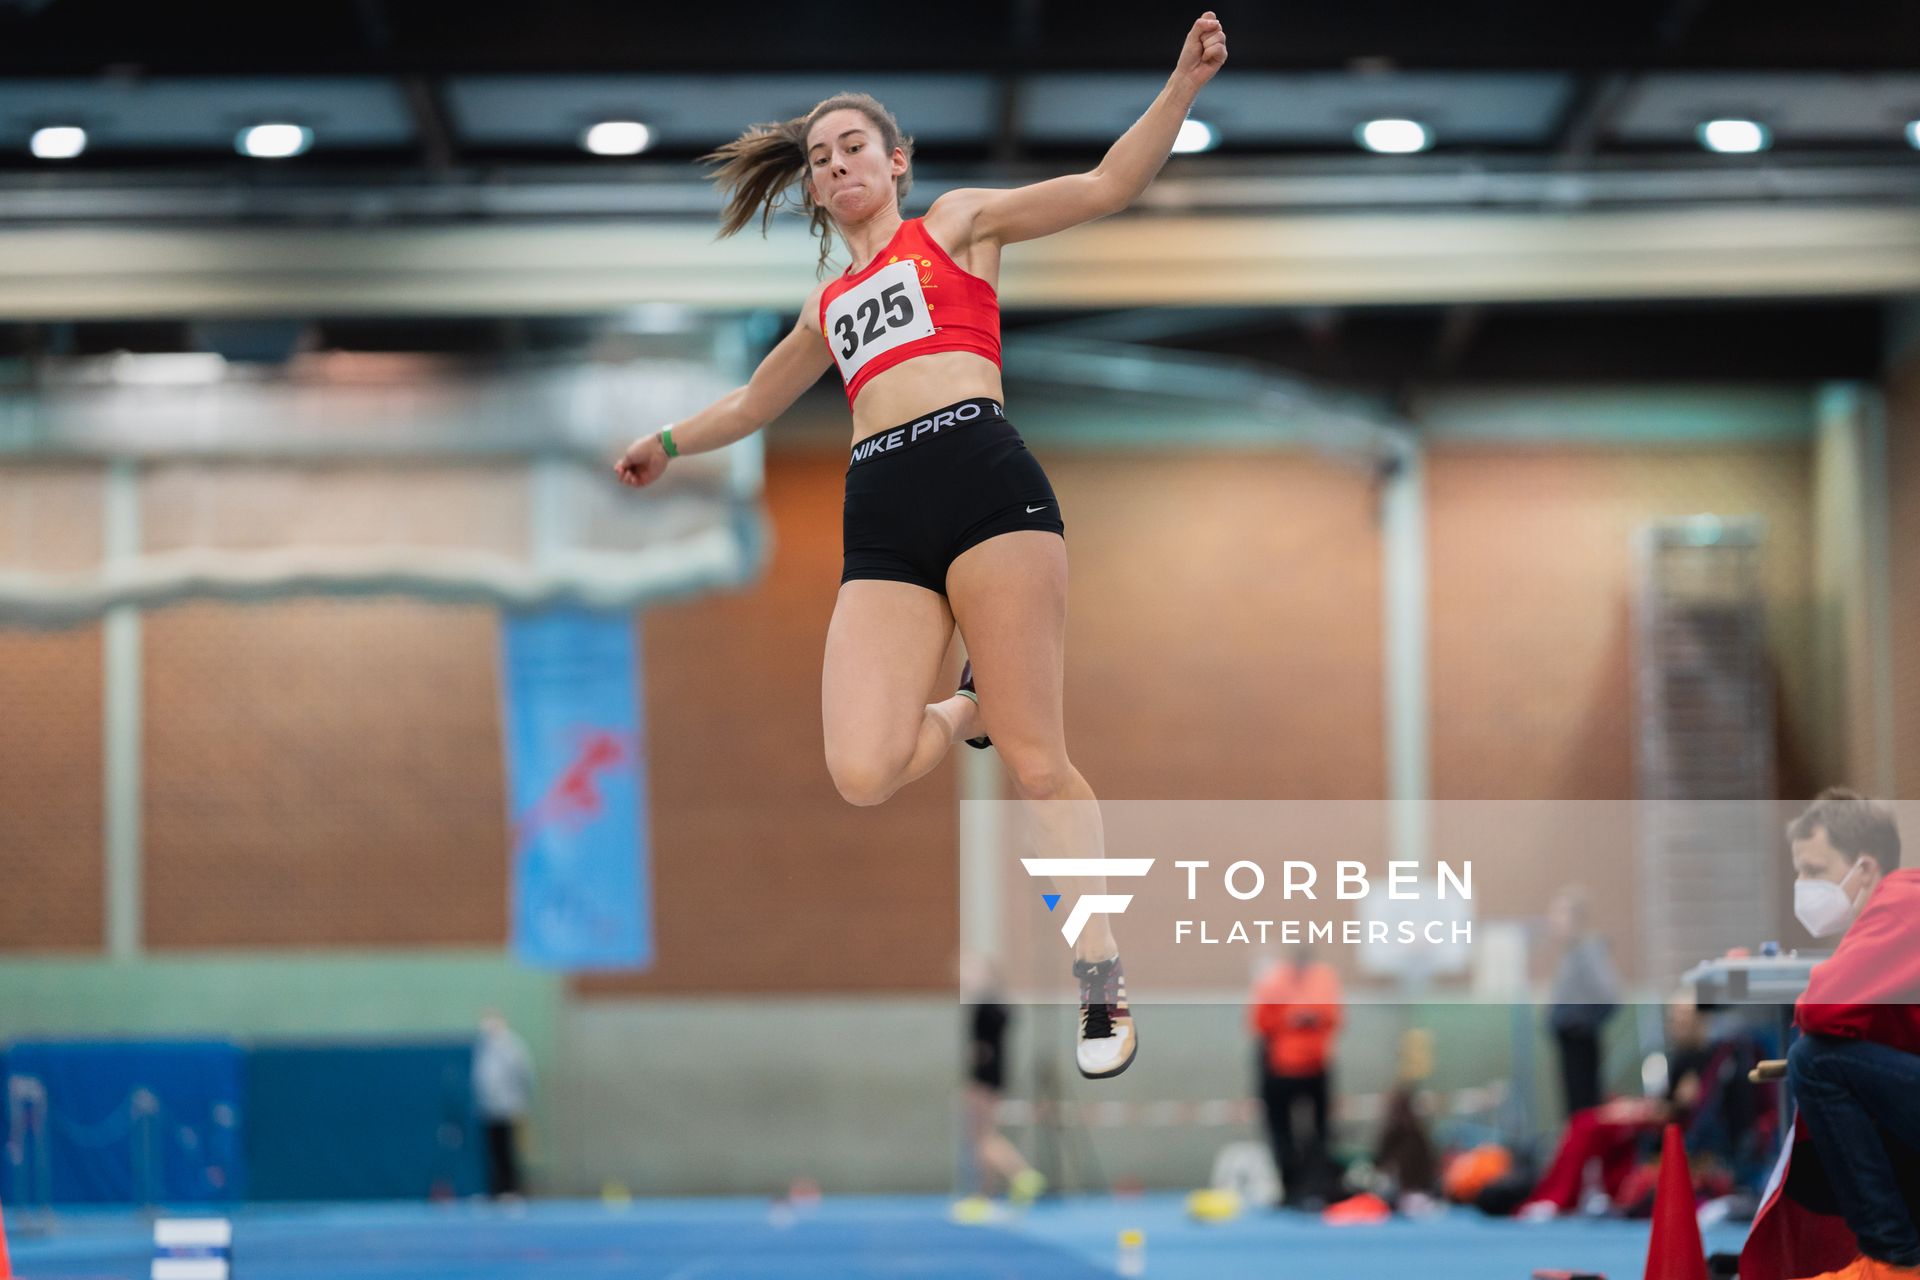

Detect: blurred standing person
[473,1011,535,1199]
[1546,886,1620,1120]
[959,954,1046,1204]
[1373,1028,1441,1209]
[1250,946,1345,1208]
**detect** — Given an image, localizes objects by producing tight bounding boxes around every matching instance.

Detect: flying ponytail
[703,92,914,276]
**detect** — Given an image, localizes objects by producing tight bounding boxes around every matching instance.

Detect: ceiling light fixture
[582,121,653,156]
[30,125,87,160]
[237,123,313,159]
[1357,118,1431,154]
[1697,119,1770,154]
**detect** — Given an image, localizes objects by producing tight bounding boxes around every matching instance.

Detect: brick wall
[1429,444,1814,800]
[1052,452,1385,801]
[0,624,104,950]
[2,440,1832,992]
[0,464,106,951]
[142,599,509,947]
[1427,443,1815,958]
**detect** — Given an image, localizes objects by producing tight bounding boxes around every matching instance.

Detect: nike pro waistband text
[848,397,1006,468]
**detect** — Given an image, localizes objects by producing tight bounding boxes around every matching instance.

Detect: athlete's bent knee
[999,747,1073,800]
[827,753,904,808]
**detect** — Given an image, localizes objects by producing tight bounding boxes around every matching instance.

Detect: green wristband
[660,426,679,459]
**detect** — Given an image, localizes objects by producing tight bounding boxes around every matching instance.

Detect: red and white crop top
[817,217,1002,407]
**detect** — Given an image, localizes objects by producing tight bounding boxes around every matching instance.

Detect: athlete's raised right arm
[614,285,833,487]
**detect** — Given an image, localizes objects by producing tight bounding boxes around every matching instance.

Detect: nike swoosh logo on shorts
[1027,504,1049,513]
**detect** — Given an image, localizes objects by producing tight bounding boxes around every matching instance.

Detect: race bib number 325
[825,259,936,381]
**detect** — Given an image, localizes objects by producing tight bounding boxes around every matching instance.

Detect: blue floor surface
[6,1194,1753,1279]
[1016,1194,1752,1279]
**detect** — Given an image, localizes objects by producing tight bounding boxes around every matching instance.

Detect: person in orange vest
[1249,945,1345,1208]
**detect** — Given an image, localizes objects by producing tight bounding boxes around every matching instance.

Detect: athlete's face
[806,108,905,223]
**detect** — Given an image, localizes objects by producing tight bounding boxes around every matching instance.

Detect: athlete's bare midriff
[844,351,1005,441]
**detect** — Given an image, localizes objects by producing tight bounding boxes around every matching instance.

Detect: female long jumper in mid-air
[617,13,1228,1079]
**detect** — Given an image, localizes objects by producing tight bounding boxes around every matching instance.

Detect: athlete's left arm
[936,12,1226,247]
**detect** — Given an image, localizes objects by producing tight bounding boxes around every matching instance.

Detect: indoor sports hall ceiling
[0,0,1915,377]
[0,0,1915,210]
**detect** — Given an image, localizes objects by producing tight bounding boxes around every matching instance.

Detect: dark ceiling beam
[1552,0,1711,162]
[352,0,451,171]
[1299,308,1345,369]
[991,0,1042,168]
[991,78,1025,170]
[1426,304,1488,376]
[352,0,392,54]
[400,74,457,173]
[1549,74,1637,163]
[1648,0,1718,63]
[990,75,1023,169]
[4,0,1920,74]
[0,302,1887,383]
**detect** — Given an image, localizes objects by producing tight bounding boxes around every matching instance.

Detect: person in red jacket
[1781,789,1920,1280]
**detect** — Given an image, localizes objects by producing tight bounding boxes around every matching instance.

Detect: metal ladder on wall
[1633,516,1780,988]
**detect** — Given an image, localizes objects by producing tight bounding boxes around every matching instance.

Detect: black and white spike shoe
[955,660,992,750]
[1071,955,1138,1079]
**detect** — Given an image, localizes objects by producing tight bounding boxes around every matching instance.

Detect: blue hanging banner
[499,609,651,970]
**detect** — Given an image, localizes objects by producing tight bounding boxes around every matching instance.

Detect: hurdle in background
[153,1218,232,1280]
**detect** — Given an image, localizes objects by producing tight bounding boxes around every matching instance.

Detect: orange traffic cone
[0,1195,14,1278]
[1644,1124,1708,1280]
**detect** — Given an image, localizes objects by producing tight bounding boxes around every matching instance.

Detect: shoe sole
[1076,1038,1138,1080]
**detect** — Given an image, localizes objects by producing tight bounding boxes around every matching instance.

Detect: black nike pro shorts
[841,396,1065,594]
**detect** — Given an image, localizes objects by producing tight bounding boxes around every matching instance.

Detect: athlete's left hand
[1174,12,1228,93]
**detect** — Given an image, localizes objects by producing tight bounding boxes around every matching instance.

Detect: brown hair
[1788,787,1903,870]
[701,93,915,275]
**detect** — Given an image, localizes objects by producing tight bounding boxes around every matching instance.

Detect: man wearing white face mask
[1778,789,1920,1280]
